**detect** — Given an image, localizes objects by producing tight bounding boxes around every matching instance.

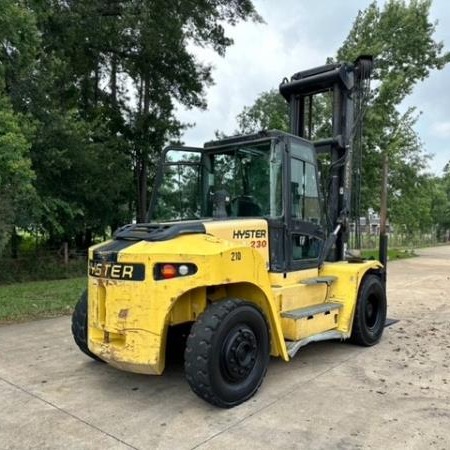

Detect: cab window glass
[152,140,283,221]
[290,158,321,224]
[292,234,321,260]
[304,163,321,224]
[291,141,314,163]
[290,158,304,219]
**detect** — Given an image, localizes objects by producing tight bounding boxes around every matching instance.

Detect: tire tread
[350,274,387,347]
[184,298,268,408]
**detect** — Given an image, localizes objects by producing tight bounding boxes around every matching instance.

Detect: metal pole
[379,152,388,272]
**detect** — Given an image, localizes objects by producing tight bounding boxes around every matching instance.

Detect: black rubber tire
[71,291,104,362]
[350,274,387,346]
[184,299,270,408]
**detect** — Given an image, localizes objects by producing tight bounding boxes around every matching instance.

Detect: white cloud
[178,1,329,146]
[431,121,450,138]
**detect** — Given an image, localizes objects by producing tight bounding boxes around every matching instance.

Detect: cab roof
[203,129,313,151]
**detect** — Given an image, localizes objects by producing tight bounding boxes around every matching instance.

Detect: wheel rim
[365,293,380,329]
[221,324,258,382]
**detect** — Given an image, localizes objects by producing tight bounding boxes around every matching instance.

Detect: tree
[0,95,35,255]
[232,0,450,239]
[37,0,262,222]
[237,89,289,134]
[116,0,263,221]
[431,163,450,240]
[28,0,261,233]
[0,0,40,99]
[30,110,133,245]
[19,1,137,244]
[336,0,450,219]
[236,88,331,140]
[1,1,262,248]
[0,0,39,255]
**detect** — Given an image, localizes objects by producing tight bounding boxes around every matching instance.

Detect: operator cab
[148,130,325,272]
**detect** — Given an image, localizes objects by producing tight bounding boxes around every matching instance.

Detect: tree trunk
[94,60,99,107]
[11,226,19,259]
[379,152,388,236]
[110,55,117,107]
[136,72,151,222]
[138,157,148,222]
[378,152,389,268]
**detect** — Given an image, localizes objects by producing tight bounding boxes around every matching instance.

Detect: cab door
[286,138,325,272]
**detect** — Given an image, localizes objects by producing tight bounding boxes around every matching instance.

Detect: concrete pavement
[1,245,449,449]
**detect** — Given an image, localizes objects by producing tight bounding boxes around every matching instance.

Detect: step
[281,302,342,320]
[299,276,337,286]
[285,330,345,358]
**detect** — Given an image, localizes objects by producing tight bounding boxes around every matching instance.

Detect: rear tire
[184,299,270,408]
[350,275,387,346]
[71,291,104,362]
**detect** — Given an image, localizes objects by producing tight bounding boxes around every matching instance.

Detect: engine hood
[91,218,269,265]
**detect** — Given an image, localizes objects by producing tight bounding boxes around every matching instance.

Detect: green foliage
[112,0,262,220]
[336,0,450,218]
[233,0,449,239]
[0,255,86,285]
[237,89,289,134]
[338,0,449,104]
[431,163,450,239]
[0,277,86,321]
[0,95,36,254]
[361,248,417,260]
[236,89,331,140]
[0,0,261,251]
[30,110,133,241]
[376,107,435,234]
[0,0,40,255]
[0,0,40,88]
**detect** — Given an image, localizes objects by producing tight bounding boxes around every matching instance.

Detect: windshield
[151,139,283,221]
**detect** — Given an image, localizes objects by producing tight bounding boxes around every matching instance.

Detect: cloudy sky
[177,0,450,175]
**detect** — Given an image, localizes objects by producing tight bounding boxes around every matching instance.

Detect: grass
[0,257,86,284]
[361,248,417,261]
[0,277,87,323]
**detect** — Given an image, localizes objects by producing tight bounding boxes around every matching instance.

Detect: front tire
[184,299,270,408]
[350,274,387,346]
[71,291,104,362]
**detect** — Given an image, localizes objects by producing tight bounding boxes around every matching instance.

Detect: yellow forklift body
[87,222,382,375]
[87,224,283,374]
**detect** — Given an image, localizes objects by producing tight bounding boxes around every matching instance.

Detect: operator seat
[231,196,261,217]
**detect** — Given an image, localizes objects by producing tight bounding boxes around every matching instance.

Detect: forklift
[72,56,387,408]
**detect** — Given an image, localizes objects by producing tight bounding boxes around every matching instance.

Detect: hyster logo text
[88,260,145,281]
[232,229,266,239]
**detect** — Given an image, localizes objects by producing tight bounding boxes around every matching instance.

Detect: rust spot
[118,308,129,319]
